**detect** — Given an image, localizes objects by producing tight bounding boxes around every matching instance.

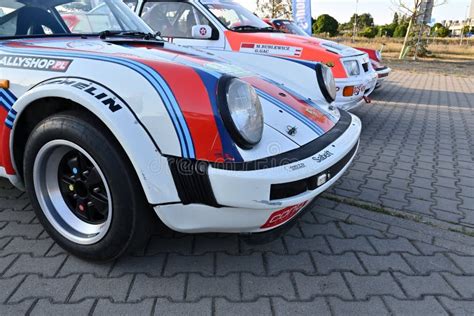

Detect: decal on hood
[240,43,303,57]
[0,55,72,72]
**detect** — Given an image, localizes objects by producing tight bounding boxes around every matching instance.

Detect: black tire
[24,111,153,261]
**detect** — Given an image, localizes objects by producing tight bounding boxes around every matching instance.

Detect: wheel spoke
[60,175,75,186]
[86,167,102,187]
[90,193,108,215]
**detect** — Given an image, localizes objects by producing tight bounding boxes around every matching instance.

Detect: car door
[139,1,225,49]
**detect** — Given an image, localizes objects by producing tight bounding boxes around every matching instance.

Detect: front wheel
[24,111,152,261]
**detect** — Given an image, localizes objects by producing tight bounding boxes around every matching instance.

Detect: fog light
[343,86,354,97]
[317,174,328,186]
[0,80,9,89]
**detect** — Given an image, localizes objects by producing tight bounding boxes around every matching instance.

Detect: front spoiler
[153,113,361,233]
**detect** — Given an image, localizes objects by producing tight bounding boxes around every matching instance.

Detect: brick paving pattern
[0,71,473,315]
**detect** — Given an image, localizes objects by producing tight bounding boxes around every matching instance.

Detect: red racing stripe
[136,59,224,162]
[0,111,14,175]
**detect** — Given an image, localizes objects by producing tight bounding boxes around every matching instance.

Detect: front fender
[10,77,180,205]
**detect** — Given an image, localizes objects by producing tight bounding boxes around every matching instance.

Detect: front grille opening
[270,142,358,200]
[168,158,219,206]
[362,63,369,72]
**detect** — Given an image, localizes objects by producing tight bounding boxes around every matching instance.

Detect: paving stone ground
[0,71,473,315]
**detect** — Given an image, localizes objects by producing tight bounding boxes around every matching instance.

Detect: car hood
[0,37,339,161]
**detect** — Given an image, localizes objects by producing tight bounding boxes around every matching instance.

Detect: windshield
[202,1,269,30]
[273,20,310,37]
[0,0,152,38]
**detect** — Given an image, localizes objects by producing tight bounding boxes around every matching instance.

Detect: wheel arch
[10,79,180,205]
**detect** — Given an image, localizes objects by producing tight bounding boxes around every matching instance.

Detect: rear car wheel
[24,111,152,261]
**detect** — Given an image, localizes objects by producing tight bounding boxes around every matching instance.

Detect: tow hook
[363,96,372,104]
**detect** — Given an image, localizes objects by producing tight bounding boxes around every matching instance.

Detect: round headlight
[218,77,264,149]
[376,50,383,61]
[316,63,337,103]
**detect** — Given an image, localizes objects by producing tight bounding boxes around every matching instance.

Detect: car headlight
[343,60,360,76]
[376,50,382,61]
[218,77,264,149]
[316,63,337,103]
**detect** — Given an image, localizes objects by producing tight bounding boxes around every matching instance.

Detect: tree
[347,13,374,30]
[256,0,292,19]
[313,14,339,36]
[462,25,470,35]
[392,0,447,59]
[392,12,400,24]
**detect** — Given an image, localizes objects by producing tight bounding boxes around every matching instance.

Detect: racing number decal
[261,201,309,229]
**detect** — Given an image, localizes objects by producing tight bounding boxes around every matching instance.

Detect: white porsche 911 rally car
[0,0,361,261]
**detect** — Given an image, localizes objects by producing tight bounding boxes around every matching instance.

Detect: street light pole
[352,0,359,42]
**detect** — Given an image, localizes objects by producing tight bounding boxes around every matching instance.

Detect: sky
[240,0,473,25]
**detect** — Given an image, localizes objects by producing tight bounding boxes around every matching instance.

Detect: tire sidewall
[24,113,142,261]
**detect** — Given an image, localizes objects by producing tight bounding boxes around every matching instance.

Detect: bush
[360,26,378,38]
[393,23,408,37]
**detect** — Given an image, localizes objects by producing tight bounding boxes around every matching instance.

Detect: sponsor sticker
[312,150,333,163]
[0,55,72,72]
[239,43,303,57]
[261,201,308,229]
[40,78,123,113]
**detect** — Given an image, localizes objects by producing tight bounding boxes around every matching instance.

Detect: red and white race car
[0,0,361,260]
[266,19,392,89]
[134,0,378,111]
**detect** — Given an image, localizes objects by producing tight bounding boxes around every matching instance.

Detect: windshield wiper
[99,30,162,41]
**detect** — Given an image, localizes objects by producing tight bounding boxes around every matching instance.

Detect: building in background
[470,0,474,19]
[442,0,474,36]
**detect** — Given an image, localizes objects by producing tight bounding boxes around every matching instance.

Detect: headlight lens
[343,60,360,76]
[316,63,337,103]
[376,50,383,61]
[219,77,264,149]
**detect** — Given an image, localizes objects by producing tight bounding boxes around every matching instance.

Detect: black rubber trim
[211,110,353,171]
[375,66,388,71]
[315,63,335,103]
[168,158,219,207]
[270,141,358,200]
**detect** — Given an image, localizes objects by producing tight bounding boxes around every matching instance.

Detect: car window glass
[141,2,211,38]
[56,0,121,33]
[0,0,152,38]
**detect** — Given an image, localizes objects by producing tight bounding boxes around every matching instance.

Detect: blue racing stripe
[0,46,195,158]
[194,68,244,163]
[257,90,324,135]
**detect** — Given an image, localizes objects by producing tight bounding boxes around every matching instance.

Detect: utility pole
[460,5,469,45]
[352,0,359,42]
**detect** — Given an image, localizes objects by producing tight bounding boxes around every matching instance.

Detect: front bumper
[154,112,362,234]
[375,66,392,88]
[333,73,378,111]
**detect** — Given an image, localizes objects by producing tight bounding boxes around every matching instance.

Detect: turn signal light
[343,86,354,97]
[0,80,9,89]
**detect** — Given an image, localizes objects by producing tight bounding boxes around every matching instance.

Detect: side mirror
[191,25,212,39]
